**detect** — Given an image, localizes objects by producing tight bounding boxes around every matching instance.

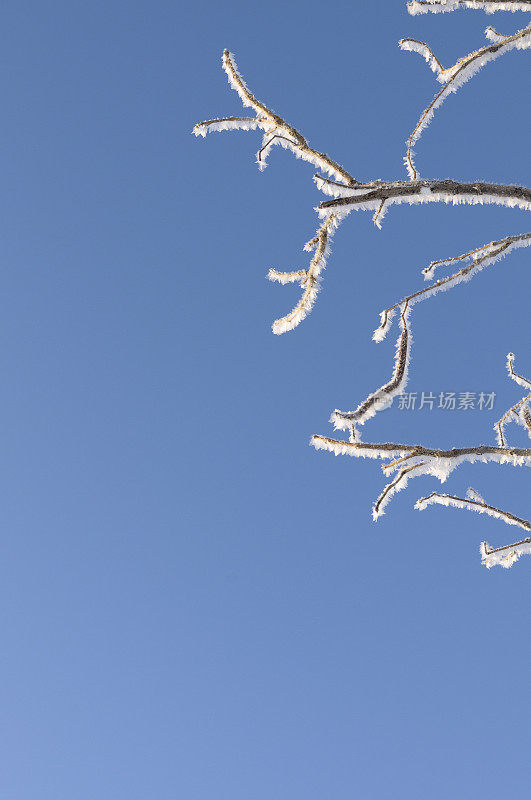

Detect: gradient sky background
[0,1,529,798]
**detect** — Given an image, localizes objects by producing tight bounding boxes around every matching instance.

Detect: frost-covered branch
[408,1,531,15]
[318,179,531,220]
[312,434,531,519]
[267,214,338,334]
[373,233,531,342]
[331,303,412,434]
[193,50,356,185]
[311,436,531,471]
[415,489,531,568]
[400,24,531,179]
[313,349,531,520]
[317,7,531,563]
[193,50,362,332]
[415,489,531,532]
[494,354,531,446]
[480,538,531,568]
[373,462,427,520]
[506,351,531,391]
[195,51,531,334]
[195,9,531,568]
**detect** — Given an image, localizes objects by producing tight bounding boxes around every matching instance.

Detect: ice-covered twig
[507,351,531,390]
[268,214,338,334]
[415,490,531,532]
[494,354,531,446]
[415,489,531,568]
[480,538,531,568]
[466,487,485,503]
[419,236,528,279]
[520,404,531,436]
[408,1,531,15]
[401,24,531,179]
[399,39,446,77]
[485,26,511,43]
[373,463,426,520]
[373,233,531,342]
[194,51,359,332]
[193,50,356,185]
[331,303,412,431]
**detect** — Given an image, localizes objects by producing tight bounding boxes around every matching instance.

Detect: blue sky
[0,1,529,797]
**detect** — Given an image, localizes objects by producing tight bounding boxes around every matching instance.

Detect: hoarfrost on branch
[194,1,531,568]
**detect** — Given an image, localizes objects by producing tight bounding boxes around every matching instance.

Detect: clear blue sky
[0,1,529,797]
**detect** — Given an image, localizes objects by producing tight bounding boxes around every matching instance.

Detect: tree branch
[415,489,531,568]
[480,538,531,568]
[268,214,338,335]
[415,490,531,531]
[311,435,531,518]
[194,10,531,566]
[408,1,531,15]
[331,303,411,433]
[400,24,531,179]
[318,180,531,221]
[494,354,531,446]
[373,233,531,342]
[193,50,356,185]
